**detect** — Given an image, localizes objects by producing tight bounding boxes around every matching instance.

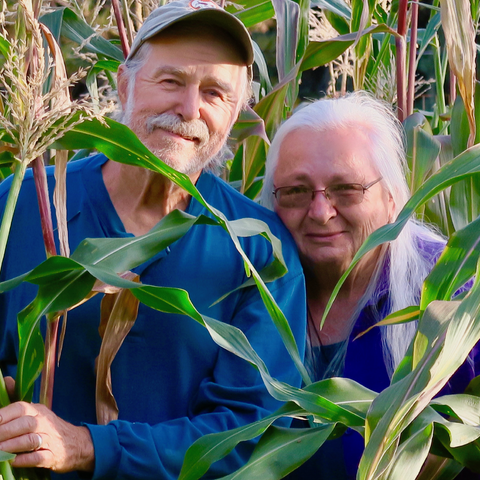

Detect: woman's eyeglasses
[273,177,383,209]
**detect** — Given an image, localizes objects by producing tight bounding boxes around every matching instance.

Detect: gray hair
[261,91,445,376]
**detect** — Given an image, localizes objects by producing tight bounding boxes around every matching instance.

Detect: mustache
[146,114,210,147]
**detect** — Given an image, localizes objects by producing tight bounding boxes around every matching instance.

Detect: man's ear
[117,64,129,107]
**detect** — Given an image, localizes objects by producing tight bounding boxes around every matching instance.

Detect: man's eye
[162,78,180,86]
[206,90,222,98]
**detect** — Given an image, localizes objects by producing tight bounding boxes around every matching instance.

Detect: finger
[0,402,37,425]
[10,450,50,469]
[0,432,43,454]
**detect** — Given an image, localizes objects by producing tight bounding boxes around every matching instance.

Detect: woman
[261,92,477,478]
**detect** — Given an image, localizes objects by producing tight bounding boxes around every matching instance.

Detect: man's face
[118,30,247,176]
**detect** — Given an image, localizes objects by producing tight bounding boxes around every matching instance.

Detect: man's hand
[0,402,95,473]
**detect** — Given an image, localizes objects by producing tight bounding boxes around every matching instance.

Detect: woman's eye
[331,184,360,193]
[285,186,309,196]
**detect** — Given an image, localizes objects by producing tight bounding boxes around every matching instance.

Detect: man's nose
[307,191,337,224]
[175,87,202,122]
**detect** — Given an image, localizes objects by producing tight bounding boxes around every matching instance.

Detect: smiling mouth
[306,232,343,239]
[156,128,200,143]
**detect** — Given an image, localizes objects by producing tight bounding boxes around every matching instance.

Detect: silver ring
[33,433,43,451]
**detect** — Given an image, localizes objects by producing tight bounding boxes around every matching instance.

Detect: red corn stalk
[32,157,56,258]
[32,153,60,410]
[112,0,130,59]
[396,0,408,121]
[407,0,419,117]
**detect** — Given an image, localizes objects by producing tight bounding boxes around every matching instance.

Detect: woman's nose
[307,191,337,224]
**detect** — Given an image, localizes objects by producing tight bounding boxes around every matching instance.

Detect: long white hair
[261,91,444,376]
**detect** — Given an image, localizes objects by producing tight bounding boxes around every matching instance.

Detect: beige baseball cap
[127,0,254,66]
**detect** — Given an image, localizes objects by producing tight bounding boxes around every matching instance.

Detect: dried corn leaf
[39,23,71,258]
[440,0,476,147]
[96,273,140,425]
[53,150,69,257]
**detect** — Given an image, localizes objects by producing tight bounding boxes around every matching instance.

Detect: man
[0,1,306,479]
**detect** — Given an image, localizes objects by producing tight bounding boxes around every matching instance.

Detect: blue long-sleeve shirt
[0,154,306,479]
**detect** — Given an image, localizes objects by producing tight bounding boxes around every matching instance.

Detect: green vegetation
[0,0,480,479]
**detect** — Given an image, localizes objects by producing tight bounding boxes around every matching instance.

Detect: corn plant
[1,0,480,479]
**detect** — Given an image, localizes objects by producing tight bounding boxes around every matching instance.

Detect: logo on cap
[189,0,221,10]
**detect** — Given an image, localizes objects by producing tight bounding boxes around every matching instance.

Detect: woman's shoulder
[412,224,447,264]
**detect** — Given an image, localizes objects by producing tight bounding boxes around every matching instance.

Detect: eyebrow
[150,66,236,97]
[286,173,365,185]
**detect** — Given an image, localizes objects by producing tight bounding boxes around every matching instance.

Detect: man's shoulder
[199,172,288,231]
[0,154,106,197]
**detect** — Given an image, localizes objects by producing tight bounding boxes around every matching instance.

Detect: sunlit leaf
[226,0,275,28]
[404,112,441,194]
[252,42,273,97]
[61,7,124,62]
[0,36,10,60]
[354,306,420,341]
[449,82,480,229]
[218,424,336,480]
[311,0,352,20]
[416,13,441,66]
[323,144,480,326]
[431,394,480,426]
[440,0,476,147]
[179,402,307,480]
[230,107,269,144]
[359,268,480,479]
[301,24,399,72]
[421,216,480,308]
[385,422,433,480]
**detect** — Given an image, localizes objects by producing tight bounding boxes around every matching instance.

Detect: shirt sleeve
[87,270,307,480]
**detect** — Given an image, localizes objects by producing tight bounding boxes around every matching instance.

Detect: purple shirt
[287,235,479,480]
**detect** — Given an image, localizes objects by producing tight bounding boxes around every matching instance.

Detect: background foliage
[1,0,480,479]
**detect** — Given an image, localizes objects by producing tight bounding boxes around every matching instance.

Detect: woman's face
[273,127,394,276]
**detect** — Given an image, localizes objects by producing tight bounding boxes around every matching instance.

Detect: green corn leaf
[323,144,480,326]
[359,271,480,479]
[226,0,275,28]
[421,216,480,309]
[416,13,442,66]
[273,0,298,82]
[301,23,399,72]
[217,424,336,480]
[272,0,300,109]
[61,7,124,62]
[0,36,10,59]
[52,114,308,386]
[252,42,273,97]
[230,107,269,144]
[180,377,376,480]
[179,402,306,480]
[354,306,420,341]
[39,8,63,41]
[231,65,299,193]
[404,112,441,194]
[384,422,433,480]
[431,394,480,426]
[311,0,352,20]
